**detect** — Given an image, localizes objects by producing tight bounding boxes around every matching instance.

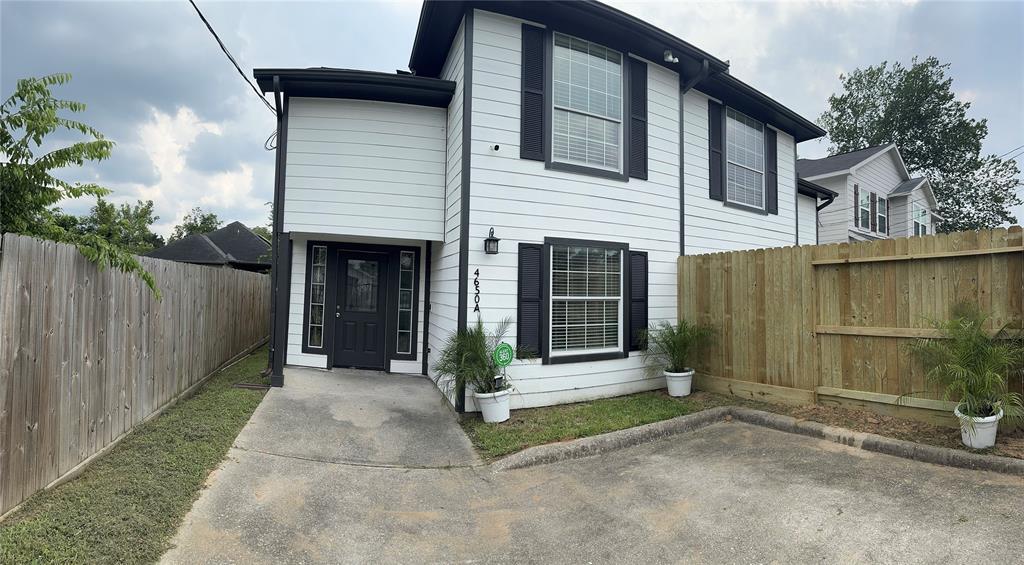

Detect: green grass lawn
[0,346,270,565]
[460,390,730,459]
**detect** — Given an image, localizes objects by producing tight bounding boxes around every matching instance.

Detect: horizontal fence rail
[678,227,1023,425]
[0,234,271,516]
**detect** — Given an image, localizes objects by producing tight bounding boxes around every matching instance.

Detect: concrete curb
[492,405,1024,477]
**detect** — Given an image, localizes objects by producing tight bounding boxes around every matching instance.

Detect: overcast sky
[2,0,1022,237]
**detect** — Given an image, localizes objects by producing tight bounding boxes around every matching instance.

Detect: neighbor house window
[859,190,871,229]
[396,251,415,355]
[877,196,887,233]
[550,245,621,355]
[913,203,929,236]
[725,108,765,209]
[551,33,622,171]
[307,245,327,348]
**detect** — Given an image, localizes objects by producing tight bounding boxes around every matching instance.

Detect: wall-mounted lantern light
[484,227,500,255]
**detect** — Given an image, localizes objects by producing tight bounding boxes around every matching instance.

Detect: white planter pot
[954,406,1003,449]
[665,369,695,397]
[475,387,511,423]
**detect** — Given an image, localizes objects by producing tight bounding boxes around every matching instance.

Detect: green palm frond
[640,320,714,377]
[905,303,1024,421]
[433,316,528,400]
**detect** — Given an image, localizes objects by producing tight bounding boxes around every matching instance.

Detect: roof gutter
[816,193,835,212]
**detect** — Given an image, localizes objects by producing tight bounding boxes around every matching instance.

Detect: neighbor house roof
[888,177,928,197]
[147,221,271,269]
[796,145,892,179]
[407,0,826,142]
[253,68,456,108]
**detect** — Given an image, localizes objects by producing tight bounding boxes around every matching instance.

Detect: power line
[997,144,1024,159]
[188,0,276,115]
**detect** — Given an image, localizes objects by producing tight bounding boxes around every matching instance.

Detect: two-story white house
[255,0,830,412]
[797,144,943,244]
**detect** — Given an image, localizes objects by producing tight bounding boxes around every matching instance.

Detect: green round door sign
[493,342,515,368]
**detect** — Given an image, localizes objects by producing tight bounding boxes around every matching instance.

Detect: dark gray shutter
[886,199,891,235]
[870,193,877,231]
[517,243,543,357]
[708,101,725,201]
[628,251,648,351]
[628,58,648,180]
[765,129,778,214]
[853,184,859,226]
[520,24,545,161]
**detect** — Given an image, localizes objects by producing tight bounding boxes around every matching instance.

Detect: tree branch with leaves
[1,74,158,295]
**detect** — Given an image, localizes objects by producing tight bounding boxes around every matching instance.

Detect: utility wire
[997,143,1024,159]
[188,0,276,115]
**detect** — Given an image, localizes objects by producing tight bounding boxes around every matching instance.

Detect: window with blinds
[550,245,622,354]
[725,108,765,209]
[551,33,622,171]
[307,245,327,348]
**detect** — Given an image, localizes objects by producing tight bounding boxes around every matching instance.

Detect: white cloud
[108,105,269,237]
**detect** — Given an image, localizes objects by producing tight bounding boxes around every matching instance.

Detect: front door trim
[299,240,421,372]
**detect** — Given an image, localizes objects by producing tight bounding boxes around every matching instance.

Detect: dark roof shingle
[797,145,891,178]
[146,221,270,268]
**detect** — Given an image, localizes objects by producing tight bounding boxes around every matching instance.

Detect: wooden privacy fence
[0,234,271,516]
[678,227,1023,425]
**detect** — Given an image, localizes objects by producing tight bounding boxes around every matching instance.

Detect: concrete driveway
[163,369,1024,564]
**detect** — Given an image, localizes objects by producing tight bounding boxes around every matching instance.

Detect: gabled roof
[796,145,892,179]
[408,0,825,142]
[147,221,271,268]
[888,177,928,196]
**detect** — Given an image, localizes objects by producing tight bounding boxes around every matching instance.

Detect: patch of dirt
[686,391,1024,460]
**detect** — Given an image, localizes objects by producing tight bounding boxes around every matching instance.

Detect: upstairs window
[913,203,930,236]
[552,33,622,171]
[859,190,871,229]
[877,196,887,233]
[725,108,765,209]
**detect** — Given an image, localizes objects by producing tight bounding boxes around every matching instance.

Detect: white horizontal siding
[286,238,328,368]
[284,98,447,240]
[814,175,851,244]
[461,10,679,410]
[427,17,466,397]
[682,89,799,254]
[846,149,905,240]
[890,185,933,238]
[797,194,817,245]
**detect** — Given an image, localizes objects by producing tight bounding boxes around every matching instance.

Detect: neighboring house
[797,144,942,244]
[146,221,271,272]
[254,0,828,411]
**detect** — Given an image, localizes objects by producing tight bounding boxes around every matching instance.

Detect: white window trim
[548,248,623,358]
[395,250,415,355]
[858,191,872,230]
[913,203,930,236]
[550,32,624,173]
[724,107,766,210]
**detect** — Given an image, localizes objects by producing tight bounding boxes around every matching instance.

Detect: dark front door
[333,251,388,369]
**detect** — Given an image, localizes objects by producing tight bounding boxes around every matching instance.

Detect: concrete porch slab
[233,366,479,468]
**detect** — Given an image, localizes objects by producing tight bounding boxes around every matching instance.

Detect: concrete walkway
[231,366,478,468]
[163,372,1024,564]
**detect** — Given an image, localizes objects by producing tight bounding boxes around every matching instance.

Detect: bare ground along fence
[0,234,271,517]
[678,227,1023,426]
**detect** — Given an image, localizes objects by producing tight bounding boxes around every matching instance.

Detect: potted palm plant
[434,317,525,423]
[906,304,1024,449]
[641,320,714,397]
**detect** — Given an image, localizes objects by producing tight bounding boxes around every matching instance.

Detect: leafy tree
[0,74,157,293]
[168,207,221,242]
[76,198,165,255]
[818,57,1021,231]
